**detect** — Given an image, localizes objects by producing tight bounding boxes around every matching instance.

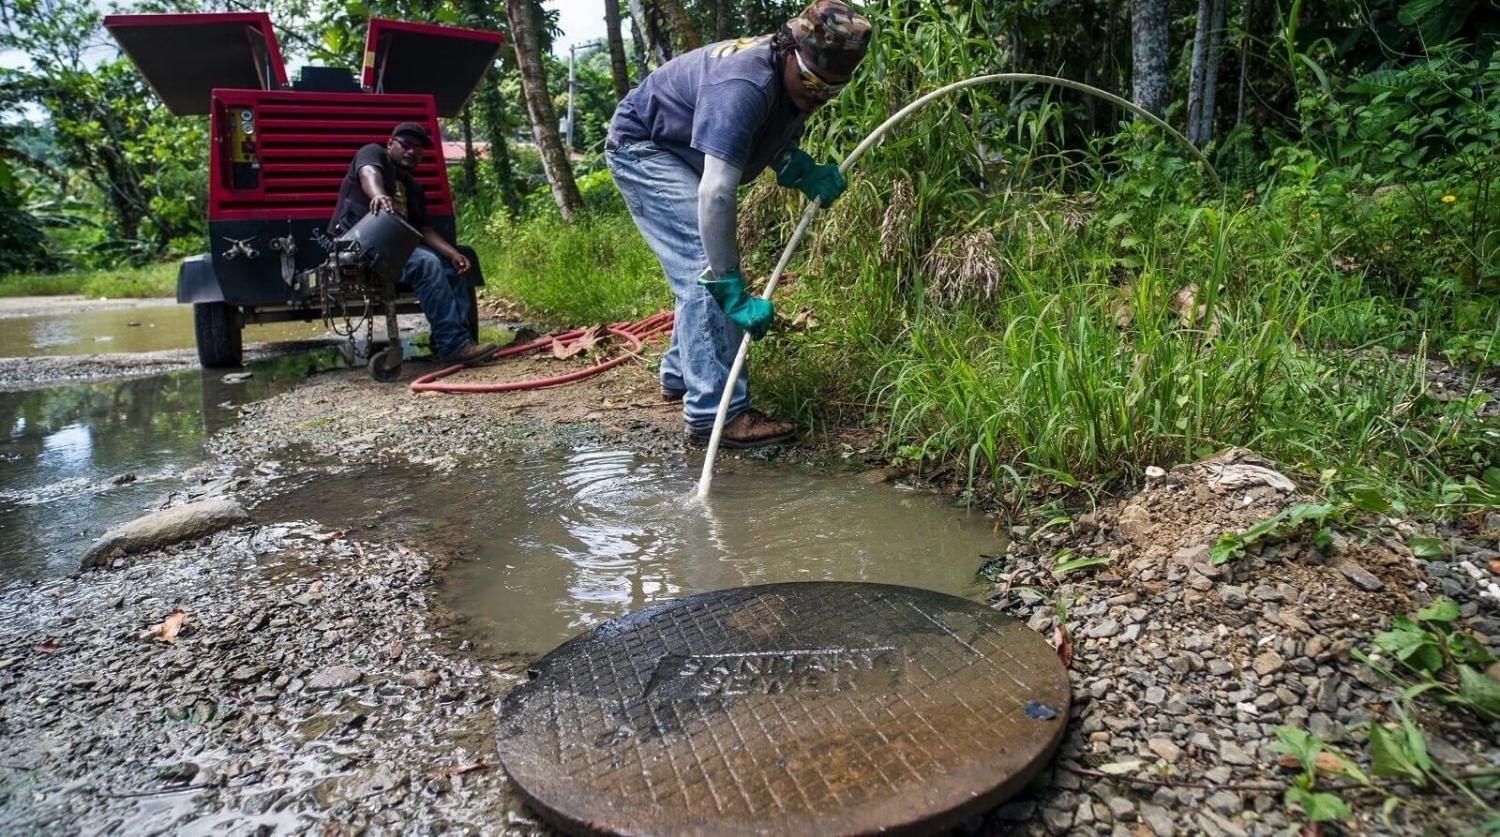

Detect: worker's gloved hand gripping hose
[693,72,1221,499]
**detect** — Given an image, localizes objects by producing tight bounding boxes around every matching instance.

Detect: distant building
[442,140,490,164]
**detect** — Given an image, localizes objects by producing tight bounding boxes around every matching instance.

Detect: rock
[1338,561,1385,592]
[1117,505,1155,541]
[306,665,363,691]
[221,372,254,383]
[81,500,249,569]
[1219,739,1254,766]
[1041,803,1075,832]
[1205,790,1243,816]
[1140,803,1175,837]
[1486,662,1500,685]
[1252,650,1285,676]
[1174,544,1211,564]
[1145,686,1167,705]
[401,670,440,689]
[1088,618,1122,639]
[1219,585,1247,609]
[1148,738,1182,763]
[1106,795,1136,822]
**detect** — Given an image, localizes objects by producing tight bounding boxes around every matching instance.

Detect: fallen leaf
[1052,623,1074,668]
[551,325,604,360]
[143,609,186,644]
[789,308,819,330]
[1314,751,1348,774]
[316,530,344,543]
[36,641,58,654]
[1489,558,1500,576]
[390,641,403,661]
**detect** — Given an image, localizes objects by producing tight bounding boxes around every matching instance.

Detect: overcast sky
[549,0,618,54]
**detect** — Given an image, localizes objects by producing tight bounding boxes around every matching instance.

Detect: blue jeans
[403,245,473,358]
[606,141,750,429]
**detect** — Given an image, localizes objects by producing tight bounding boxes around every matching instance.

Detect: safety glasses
[393,136,421,153]
[794,49,847,100]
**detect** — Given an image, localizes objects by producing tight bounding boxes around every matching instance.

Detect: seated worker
[605,0,870,448]
[329,122,497,366]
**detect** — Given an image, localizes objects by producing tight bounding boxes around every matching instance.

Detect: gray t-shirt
[608,36,806,181]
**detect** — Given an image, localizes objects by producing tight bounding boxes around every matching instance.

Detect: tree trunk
[711,0,732,41]
[628,0,671,64]
[461,103,478,197]
[1198,0,1228,145]
[1236,0,1256,127]
[1185,0,1212,145]
[506,0,584,221]
[627,10,652,76]
[474,72,523,216]
[604,0,631,100]
[654,0,701,52]
[1130,0,1170,118]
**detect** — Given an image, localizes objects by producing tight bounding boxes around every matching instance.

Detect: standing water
[0,302,327,356]
[256,448,1001,651]
[0,350,345,581]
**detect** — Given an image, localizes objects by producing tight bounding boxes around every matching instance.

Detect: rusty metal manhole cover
[497,582,1070,835]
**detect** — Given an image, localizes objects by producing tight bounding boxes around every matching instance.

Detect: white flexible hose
[694,72,1221,499]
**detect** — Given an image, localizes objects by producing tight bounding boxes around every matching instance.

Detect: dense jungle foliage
[476,0,1500,515]
[2,0,1497,514]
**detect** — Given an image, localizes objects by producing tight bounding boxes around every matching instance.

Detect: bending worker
[329,122,497,367]
[606,0,871,448]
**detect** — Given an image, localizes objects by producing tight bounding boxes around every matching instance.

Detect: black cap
[391,121,433,148]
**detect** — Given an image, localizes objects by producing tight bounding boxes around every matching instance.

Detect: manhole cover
[498,582,1070,835]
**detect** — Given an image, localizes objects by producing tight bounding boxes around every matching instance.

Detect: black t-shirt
[328,143,428,235]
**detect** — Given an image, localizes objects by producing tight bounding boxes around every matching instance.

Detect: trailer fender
[176,254,225,304]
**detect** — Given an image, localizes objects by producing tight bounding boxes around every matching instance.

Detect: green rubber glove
[698,270,774,340]
[775,148,846,207]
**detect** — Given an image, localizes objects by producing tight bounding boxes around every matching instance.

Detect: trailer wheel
[466,283,480,341]
[194,302,243,368]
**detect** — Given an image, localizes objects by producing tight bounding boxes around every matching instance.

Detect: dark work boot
[685,409,795,449]
[440,341,499,367]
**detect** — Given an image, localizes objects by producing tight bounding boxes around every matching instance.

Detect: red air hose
[408,311,674,394]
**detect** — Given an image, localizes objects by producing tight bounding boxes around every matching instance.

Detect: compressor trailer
[106,12,502,378]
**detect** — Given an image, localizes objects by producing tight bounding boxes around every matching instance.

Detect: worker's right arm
[357,165,393,216]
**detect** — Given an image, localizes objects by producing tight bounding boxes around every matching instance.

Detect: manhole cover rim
[498,581,1070,836]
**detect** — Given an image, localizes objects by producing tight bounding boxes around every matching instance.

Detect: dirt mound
[981,449,1499,835]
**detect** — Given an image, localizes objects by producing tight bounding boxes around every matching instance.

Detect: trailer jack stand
[368,280,403,382]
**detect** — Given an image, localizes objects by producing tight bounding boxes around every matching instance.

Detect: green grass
[0,262,177,299]
[470,212,668,325]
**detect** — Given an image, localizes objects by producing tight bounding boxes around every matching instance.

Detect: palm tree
[604,0,631,100]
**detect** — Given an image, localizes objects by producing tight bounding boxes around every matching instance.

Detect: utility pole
[565,39,608,151]
[567,43,577,150]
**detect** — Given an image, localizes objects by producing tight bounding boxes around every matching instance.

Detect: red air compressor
[105,12,502,379]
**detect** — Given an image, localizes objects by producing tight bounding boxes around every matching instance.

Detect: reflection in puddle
[0,349,345,582]
[258,448,1001,650]
[0,304,329,357]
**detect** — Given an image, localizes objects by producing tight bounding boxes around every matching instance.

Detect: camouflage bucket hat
[785,0,871,78]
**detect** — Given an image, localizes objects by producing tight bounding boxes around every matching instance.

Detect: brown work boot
[440,341,499,367]
[685,409,795,449]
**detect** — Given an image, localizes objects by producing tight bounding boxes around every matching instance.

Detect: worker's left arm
[698,154,743,276]
[420,228,471,274]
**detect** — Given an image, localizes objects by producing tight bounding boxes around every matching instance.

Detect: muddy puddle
[0,349,344,581]
[0,303,329,357]
[254,449,1001,652]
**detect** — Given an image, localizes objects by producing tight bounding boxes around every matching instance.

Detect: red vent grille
[210,89,451,222]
